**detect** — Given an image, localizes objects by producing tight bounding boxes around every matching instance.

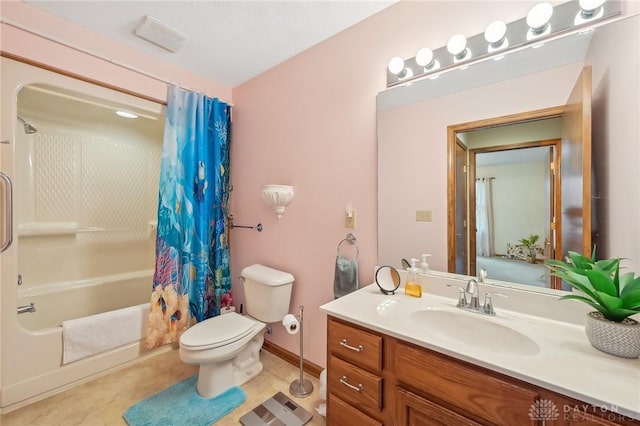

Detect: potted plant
[544,250,640,358]
[517,234,544,263]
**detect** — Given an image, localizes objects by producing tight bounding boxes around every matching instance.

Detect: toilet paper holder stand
[288,305,313,398]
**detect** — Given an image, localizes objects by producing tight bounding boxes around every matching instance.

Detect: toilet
[179,264,294,398]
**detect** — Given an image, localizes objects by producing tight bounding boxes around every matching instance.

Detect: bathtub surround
[147,85,232,349]
[123,377,246,426]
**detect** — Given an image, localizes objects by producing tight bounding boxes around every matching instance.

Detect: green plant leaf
[567,251,594,269]
[585,269,617,297]
[559,295,610,317]
[620,275,640,298]
[621,289,640,310]
[595,291,623,312]
[607,307,640,322]
[595,258,619,273]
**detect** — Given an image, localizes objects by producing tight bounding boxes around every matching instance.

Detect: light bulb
[527,2,553,34]
[415,48,434,68]
[447,34,469,62]
[484,20,508,51]
[387,56,405,75]
[579,0,606,17]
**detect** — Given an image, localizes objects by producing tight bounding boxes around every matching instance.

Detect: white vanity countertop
[320,281,640,420]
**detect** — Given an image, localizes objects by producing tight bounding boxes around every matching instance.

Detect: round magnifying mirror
[375,266,401,295]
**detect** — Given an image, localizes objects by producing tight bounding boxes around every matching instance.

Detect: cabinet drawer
[328,355,383,419]
[395,341,538,426]
[328,317,382,372]
[328,393,383,426]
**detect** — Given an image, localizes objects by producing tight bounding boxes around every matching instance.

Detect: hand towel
[333,255,358,299]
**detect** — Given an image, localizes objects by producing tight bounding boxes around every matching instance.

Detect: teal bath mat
[123,375,246,426]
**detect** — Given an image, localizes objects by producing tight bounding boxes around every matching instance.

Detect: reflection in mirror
[449,111,570,291]
[377,15,639,294]
[375,266,401,295]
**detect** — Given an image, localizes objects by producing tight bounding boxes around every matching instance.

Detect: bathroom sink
[409,309,540,356]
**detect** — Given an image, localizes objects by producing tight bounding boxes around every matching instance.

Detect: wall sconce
[262,184,294,219]
[385,0,620,87]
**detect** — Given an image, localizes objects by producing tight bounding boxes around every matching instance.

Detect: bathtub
[1,270,166,413]
[17,270,154,331]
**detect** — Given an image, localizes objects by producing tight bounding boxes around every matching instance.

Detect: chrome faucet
[465,279,480,309]
[447,277,507,316]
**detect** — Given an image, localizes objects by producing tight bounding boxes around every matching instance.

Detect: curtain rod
[0,17,230,104]
[476,177,496,180]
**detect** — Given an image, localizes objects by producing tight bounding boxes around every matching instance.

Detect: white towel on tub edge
[62,303,149,364]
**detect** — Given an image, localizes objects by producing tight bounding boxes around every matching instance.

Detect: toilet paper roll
[282,314,300,335]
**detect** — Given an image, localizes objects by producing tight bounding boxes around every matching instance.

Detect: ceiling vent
[134,15,189,53]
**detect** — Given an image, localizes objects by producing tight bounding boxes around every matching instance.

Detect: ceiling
[26,0,396,88]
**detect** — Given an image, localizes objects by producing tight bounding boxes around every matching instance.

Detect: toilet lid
[180,313,259,350]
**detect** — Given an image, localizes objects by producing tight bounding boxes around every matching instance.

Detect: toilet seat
[180,313,260,351]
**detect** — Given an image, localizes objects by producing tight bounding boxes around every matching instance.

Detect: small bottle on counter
[420,253,431,274]
[405,258,422,298]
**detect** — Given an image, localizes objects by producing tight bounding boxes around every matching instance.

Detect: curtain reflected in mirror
[475,178,494,258]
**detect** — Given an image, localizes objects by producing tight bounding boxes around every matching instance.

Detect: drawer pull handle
[340,339,363,352]
[340,376,363,392]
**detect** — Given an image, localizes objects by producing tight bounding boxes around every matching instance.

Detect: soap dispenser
[420,254,431,274]
[405,258,422,298]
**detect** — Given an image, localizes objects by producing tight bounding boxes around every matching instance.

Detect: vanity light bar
[386,0,621,87]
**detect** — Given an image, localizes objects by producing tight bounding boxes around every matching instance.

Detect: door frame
[447,105,566,275]
[469,139,561,282]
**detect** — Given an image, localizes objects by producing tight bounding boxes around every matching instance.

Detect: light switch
[416,210,432,222]
[345,209,356,228]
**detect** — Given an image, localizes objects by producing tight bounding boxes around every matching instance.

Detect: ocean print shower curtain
[147,85,232,349]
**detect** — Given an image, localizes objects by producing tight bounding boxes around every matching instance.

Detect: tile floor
[1,348,325,426]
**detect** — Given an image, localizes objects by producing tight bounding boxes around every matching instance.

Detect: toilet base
[192,331,265,398]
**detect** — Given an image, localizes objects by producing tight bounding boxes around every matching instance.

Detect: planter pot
[585,312,640,359]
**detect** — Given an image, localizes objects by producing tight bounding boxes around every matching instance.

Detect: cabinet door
[395,341,539,425]
[396,387,482,426]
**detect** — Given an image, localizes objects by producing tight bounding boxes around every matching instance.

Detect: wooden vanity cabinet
[326,316,640,426]
[327,317,384,425]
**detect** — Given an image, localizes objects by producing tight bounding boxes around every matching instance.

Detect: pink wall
[230,1,546,368]
[0,1,231,103]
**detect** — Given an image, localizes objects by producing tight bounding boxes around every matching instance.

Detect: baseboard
[262,340,323,378]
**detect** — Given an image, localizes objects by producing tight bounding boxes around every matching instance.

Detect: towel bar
[337,233,359,259]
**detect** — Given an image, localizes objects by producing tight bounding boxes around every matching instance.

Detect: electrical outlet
[416,210,432,222]
[345,210,356,228]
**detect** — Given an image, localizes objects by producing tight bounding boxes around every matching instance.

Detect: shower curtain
[476,178,495,257]
[147,85,232,349]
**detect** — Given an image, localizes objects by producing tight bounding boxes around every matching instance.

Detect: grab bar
[0,172,13,253]
[17,302,36,314]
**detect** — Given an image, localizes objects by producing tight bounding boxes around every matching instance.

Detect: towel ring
[337,233,359,259]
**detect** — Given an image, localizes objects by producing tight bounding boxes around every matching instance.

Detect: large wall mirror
[377,14,639,293]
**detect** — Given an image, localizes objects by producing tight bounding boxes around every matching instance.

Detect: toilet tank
[240,264,294,323]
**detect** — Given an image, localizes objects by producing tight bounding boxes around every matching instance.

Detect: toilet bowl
[179,312,266,398]
[179,264,295,398]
